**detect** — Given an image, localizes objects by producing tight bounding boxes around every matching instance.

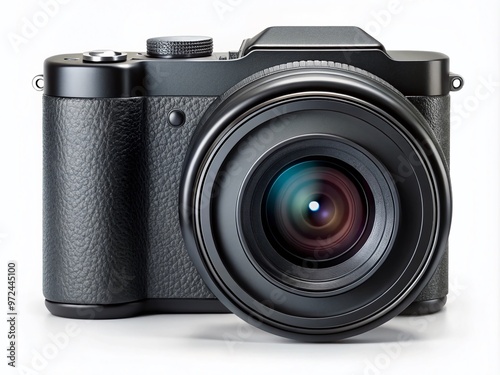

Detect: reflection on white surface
[9,283,497,375]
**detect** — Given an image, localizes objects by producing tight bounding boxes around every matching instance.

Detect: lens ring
[236,134,396,294]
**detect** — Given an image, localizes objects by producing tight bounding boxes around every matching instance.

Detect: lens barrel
[180,61,451,341]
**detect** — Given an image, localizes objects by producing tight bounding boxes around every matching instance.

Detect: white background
[1,0,499,374]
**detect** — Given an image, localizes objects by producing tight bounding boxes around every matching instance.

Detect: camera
[42,27,463,341]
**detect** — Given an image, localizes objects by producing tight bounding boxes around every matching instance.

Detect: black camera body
[42,27,462,341]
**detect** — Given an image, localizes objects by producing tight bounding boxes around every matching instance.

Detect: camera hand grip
[405,95,450,312]
[43,96,147,304]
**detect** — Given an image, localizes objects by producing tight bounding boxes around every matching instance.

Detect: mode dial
[146,36,213,58]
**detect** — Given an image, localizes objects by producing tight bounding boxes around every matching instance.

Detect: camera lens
[264,160,368,262]
[182,62,452,341]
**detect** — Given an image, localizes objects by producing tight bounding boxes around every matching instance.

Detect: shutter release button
[83,50,127,63]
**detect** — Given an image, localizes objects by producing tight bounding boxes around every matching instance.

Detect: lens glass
[263,160,368,262]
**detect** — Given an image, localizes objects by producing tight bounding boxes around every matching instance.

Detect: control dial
[146,36,213,58]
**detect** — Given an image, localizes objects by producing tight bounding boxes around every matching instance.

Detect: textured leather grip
[408,95,450,302]
[43,96,216,304]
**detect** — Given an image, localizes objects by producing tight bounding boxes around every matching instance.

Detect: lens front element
[264,160,368,262]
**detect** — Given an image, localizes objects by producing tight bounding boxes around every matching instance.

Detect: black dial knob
[146,36,213,58]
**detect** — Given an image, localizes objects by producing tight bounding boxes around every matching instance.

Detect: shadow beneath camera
[192,321,417,345]
[342,325,417,344]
